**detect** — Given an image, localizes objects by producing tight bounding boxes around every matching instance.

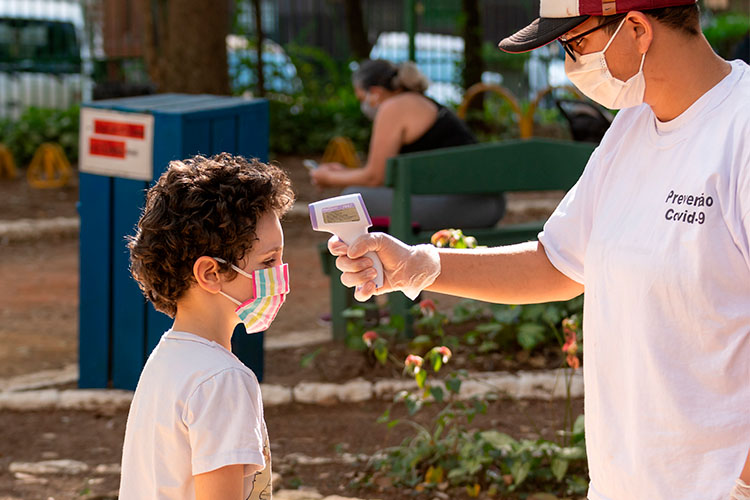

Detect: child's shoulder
[144,330,260,396]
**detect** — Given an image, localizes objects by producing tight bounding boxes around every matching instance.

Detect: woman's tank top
[399,99,477,155]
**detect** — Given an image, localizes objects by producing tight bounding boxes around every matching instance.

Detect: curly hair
[127,153,295,317]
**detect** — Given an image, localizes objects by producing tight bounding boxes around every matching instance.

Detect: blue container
[78,93,269,390]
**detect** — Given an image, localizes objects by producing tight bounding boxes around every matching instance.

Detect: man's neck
[646,35,732,122]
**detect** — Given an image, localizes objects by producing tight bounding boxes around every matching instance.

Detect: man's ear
[628,12,654,54]
[193,256,223,293]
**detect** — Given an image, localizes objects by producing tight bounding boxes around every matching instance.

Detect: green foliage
[369,358,589,496]
[263,43,371,156]
[0,106,80,166]
[458,297,584,353]
[268,88,370,155]
[703,12,750,59]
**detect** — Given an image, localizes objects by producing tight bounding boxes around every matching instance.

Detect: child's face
[221,211,284,301]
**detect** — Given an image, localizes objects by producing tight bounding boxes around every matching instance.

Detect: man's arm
[428,241,583,303]
[333,234,582,304]
[194,463,261,500]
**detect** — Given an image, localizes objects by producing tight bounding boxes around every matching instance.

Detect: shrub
[0,106,80,166]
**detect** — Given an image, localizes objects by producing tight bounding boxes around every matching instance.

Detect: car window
[0,18,81,73]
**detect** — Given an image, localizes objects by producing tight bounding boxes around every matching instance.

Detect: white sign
[79,108,155,181]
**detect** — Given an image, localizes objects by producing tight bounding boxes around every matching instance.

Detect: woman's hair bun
[393,61,430,93]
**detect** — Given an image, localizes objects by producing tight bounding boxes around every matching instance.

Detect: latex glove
[328,232,441,302]
[730,479,750,500]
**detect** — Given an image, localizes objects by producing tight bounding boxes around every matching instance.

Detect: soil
[0,156,575,499]
[0,398,584,500]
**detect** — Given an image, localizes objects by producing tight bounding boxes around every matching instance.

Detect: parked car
[227,35,301,95]
[0,0,92,118]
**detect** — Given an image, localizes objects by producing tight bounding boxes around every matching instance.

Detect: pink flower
[405,354,424,373]
[437,346,452,363]
[362,330,378,348]
[566,354,580,371]
[562,337,578,355]
[419,299,436,317]
[430,229,452,247]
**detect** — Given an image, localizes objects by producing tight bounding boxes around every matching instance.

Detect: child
[119,153,294,499]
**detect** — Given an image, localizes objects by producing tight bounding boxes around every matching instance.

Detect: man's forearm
[427,241,584,304]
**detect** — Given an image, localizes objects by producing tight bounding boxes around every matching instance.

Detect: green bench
[318,137,596,339]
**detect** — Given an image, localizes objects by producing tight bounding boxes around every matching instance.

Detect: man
[328,0,750,498]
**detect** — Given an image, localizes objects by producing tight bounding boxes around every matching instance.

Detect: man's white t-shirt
[539,60,750,500]
[119,330,272,500]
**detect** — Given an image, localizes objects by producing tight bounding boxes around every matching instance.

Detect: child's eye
[263,258,276,268]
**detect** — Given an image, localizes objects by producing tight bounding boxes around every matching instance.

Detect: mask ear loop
[602,16,628,53]
[213,257,251,307]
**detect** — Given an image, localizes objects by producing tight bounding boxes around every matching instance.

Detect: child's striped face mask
[214,258,290,334]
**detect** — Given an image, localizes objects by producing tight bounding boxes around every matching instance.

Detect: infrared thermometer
[308,193,384,289]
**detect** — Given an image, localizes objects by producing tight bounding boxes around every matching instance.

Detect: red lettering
[89,138,126,159]
[94,120,145,139]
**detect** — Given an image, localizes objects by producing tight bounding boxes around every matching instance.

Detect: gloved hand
[328,232,441,302]
[730,478,750,500]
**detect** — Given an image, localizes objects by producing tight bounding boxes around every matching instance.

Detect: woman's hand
[309,162,346,188]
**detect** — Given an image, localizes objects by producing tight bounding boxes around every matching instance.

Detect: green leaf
[517,323,547,350]
[415,369,427,389]
[558,446,586,461]
[479,430,516,449]
[510,459,532,486]
[550,457,569,481]
[411,335,432,345]
[478,340,499,353]
[342,307,366,318]
[573,414,585,436]
[474,322,503,334]
[374,344,388,365]
[387,419,400,429]
[299,348,321,368]
[376,408,390,424]
[430,385,444,403]
[492,305,521,324]
[432,356,443,372]
[445,376,462,394]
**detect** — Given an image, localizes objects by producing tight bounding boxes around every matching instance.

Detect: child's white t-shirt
[119,329,272,500]
[539,60,750,500]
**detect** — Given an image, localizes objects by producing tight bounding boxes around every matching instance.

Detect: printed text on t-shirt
[664,190,713,224]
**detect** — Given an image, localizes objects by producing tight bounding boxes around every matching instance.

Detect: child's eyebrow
[259,245,283,256]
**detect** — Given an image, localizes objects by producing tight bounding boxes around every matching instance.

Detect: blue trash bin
[78,93,269,390]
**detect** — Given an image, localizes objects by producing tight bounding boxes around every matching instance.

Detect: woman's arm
[194,463,261,500]
[310,100,405,188]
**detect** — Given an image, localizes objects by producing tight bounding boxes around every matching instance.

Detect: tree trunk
[343,0,371,61]
[141,0,230,94]
[461,0,484,109]
[253,0,264,97]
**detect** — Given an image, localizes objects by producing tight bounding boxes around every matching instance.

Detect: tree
[141,0,231,94]
[253,0,264,96]
[461,0,484,108]
[344,0,372,61]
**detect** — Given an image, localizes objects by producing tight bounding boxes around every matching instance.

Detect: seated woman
[309,59,505,230]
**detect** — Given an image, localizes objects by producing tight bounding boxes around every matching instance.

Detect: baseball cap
[498,0,698,53]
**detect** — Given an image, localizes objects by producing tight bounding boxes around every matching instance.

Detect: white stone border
[0,369,582,410]
[0,217,79,244]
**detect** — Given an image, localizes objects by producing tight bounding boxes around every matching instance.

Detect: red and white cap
[498,0,697,53]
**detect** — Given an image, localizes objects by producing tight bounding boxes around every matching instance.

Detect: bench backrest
[384,138,596,243]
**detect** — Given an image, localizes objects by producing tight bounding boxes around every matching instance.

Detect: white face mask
[360,92,378,121]
[564,17,647,110]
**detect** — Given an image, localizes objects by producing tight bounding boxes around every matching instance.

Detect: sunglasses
[558,14,627,62]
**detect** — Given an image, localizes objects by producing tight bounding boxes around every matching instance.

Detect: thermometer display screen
[322,203,360,224]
